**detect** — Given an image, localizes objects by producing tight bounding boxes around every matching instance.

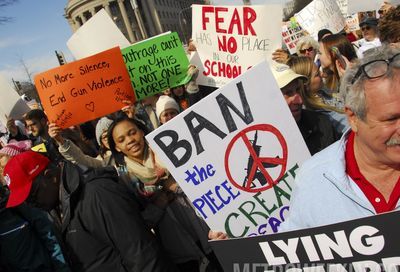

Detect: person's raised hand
[48,123,64,145]
[335,55,351,78]
[121,100,136,119]
[5,115,18,137]
[272,48,290,64]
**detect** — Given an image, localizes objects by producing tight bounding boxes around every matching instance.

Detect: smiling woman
[107,116,223,271]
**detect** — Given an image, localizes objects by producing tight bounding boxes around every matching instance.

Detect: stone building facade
[64,0,205,43]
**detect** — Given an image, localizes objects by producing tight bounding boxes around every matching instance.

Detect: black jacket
[0,185,69,272]
[297,109,340,155]
[59,163,175,272]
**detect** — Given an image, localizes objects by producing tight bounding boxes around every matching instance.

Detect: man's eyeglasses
[299,46,314,54]
[361,26,371,32]
[351,53,400,84]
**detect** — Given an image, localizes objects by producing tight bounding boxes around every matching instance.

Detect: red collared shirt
[345,131,400,213]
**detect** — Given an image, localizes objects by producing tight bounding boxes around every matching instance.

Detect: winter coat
[59,162,175,272]
[0,198,69,272]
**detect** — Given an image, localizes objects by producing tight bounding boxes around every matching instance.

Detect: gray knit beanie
[95,117,113,145]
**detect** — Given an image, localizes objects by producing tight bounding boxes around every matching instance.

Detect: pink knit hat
[0,140,32,157]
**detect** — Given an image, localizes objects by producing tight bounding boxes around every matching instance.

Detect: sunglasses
[351,53,400,84]
[361,26,371,32]
[299,46,314,54]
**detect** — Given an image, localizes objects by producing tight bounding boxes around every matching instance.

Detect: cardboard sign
[121,32,191,100]
[282,20,308,55]
[346,13,360,31]
[67,9,131,60]
[295,0,346,40]
[146,62,310,238]
[211,211,400,271]
[191,5,282,87]
[0,75,30,125]
[34,47,134,128]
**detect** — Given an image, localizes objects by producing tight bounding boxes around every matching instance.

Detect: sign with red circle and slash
[225,124,288,193]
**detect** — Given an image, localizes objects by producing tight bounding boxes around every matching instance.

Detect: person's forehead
[364,73,400,104]
[282,79,300,91]
[25,119,36,124]
[114,120,138,134]
[301,43,312,49]
[163,108,178,113]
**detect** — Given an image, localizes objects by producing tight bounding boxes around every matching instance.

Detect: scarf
[124,145,168,195]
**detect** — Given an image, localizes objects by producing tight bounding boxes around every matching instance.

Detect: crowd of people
[0,3,399,272]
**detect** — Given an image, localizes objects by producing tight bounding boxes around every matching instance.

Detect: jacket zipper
[0,221,29,236]
[323,173,376,215]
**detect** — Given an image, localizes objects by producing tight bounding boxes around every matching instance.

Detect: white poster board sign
[67,9,130,60]
[336,0,348,16]
[191,5,282,88]
[295,0,346,40]
[0,75,30,125]
[146,62,311,238]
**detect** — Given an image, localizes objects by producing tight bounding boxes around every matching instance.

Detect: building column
[131,0,148,39]
[118,0,136,43]
[89,8,96,17]
[67,17,78,31]
[140,0,157,36]
[147,0,163,33]
[104,2,111,15]
[75,15,82,27]
[81,13,87,23]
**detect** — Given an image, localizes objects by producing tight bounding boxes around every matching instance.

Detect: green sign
[121,32,191,100]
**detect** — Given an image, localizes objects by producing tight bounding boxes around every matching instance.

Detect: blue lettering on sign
[247,205,290,237]
[184,164,216,185]
[192,180,241,219]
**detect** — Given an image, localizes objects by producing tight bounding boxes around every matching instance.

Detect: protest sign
[336,0,348,16]
[34,47,134,128]
[146,61,310,238]
[0,74,30,126]
[282,20,308,55]
[121,32,191,100]
[211,211,400,272]
[67,9,130,60]
[295,0,346,40]
[191,5,282,87]
[346,14,360,31]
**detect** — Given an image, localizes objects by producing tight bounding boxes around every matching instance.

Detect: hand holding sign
[48,123,65,145]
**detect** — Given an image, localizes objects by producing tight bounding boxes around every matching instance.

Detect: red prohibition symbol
[224,124,288,193]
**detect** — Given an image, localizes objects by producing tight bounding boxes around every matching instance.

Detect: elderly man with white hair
[283,45,400,230]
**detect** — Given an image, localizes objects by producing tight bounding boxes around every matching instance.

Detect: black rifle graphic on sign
[242,131,280,188]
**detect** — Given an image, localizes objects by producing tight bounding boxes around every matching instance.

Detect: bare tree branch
[18,57,33,84]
